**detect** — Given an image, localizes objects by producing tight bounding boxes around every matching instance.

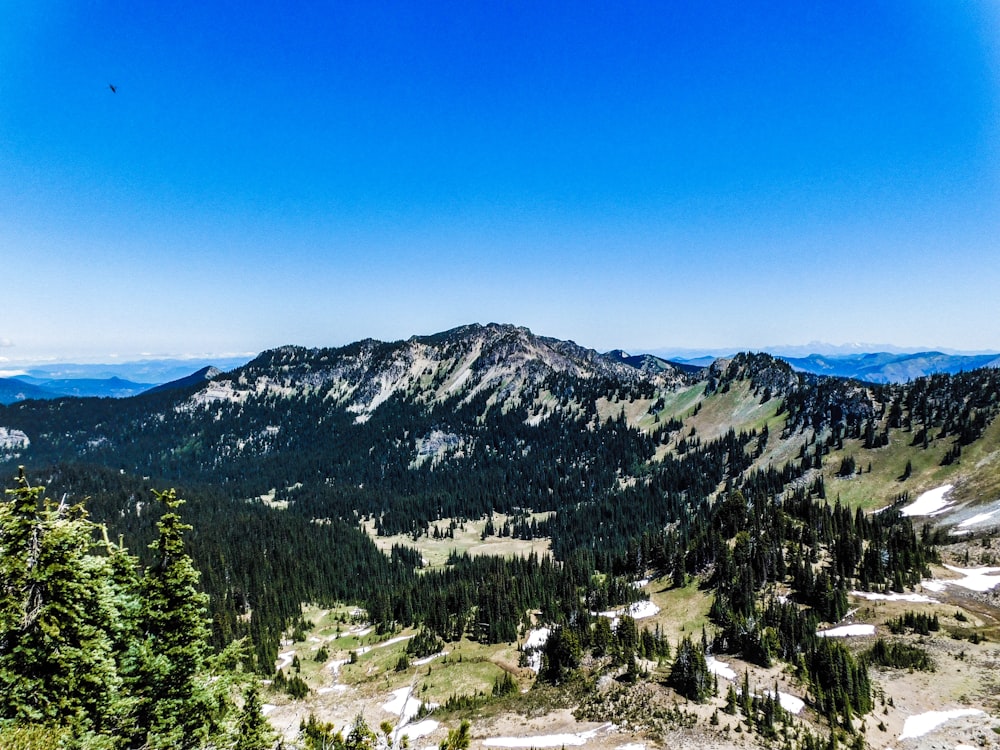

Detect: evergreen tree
[668,636,712,702]
[439,720,471,750]
[129,489,222,749]
[0,469,127,737]
[234,684,276,750]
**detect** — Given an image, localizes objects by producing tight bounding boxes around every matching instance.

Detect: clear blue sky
[2,1,998,362]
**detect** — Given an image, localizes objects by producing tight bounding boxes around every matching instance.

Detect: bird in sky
[108,84,117,93]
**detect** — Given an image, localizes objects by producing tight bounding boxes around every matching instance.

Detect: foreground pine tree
[0,471,249,749]
[0,469,126,738]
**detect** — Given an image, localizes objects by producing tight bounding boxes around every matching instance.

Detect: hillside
[3,324,1000,748]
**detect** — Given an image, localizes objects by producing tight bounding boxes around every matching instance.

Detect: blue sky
[2,1,999,362]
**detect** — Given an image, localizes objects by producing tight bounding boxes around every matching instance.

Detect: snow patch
[383,687,436,724]
[959,511,999,528]
[817,624,875,638]
[706,656,736,681]
[413,651,448,666]
[770,690,805,715]
[851,590,939,604]
[898,709,984,740]
[901,485,954,517]
[597,600,660,626]
[275,650,296,671]
[524,627,551,649]
[399,719,439,740]
[625,600,660,619]
[379,635,413,648]
[616,744,645,750]
[923,565,1000,593]
[483,726,608,748]
[524,627,550,673]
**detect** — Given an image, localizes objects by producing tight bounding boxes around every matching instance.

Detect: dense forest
[2,328,998,746]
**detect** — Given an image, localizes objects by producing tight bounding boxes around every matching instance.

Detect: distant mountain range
[654,350,1000,384]
[0,358,250,405]
[776,351,1000,383]
[1,337,997,406]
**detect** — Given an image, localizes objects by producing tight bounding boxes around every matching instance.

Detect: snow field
[816,624,875,638]
[483,724,613,747]
[850,590,938,604]
[923,565,1000,593]
[901,485,954,517]
[898,708,985,740]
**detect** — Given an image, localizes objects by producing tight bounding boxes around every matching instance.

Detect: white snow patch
[524,627,551,649]
[631,579,650,589]
[261,704,277,716]
[901,485,954,517]
[616,744,645,750]
[597,600,660,625]
[524,627,550,673]
[706,656,736,681]
[898,708,984,740]
[959,511,998,528]
[773,691,805,715]
[275,650,296,671]
[383,687,437,724]
[483,727,605,747]
[399,719,439,740]
[817,624,875,638]
[851,590,939,604]
[413,651,448,666]
[625,600,659,619]
[922,565,1000,593]
[379,635,413,648]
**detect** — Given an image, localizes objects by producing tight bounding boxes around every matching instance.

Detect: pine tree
[129,489,221,749]
[234,683,276,750]
[0,469,128,737]
[439,721,471,750]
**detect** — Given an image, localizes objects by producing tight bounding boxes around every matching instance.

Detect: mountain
[0,357,252,403]
[604,349,702,375]
[14,356,252,384]
[781,351,1000,383]
[0,378,59,405]
[144,366,223,395]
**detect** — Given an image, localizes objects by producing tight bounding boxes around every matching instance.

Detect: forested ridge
[2,326,999,746]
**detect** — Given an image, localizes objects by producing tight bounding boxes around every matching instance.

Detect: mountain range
[2,331,996,407]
